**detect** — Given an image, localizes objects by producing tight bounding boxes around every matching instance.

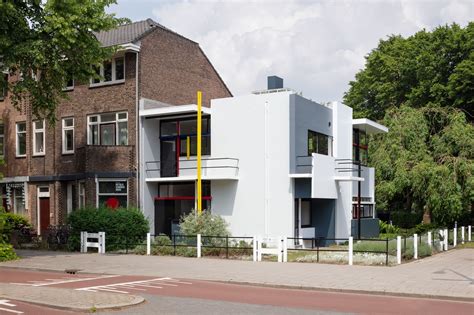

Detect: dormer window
[90,56,125,86]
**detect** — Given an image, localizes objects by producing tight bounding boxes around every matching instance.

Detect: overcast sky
[108,0,473,103]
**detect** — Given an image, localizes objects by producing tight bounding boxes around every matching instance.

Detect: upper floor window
[160,117,211,157]
[90,56,125,86]
[64,77,74,91]
[33,120,45,156]
[62,117,74,154]
[308,130,332,156]
[353,129,368,165]
[16,122,26,157]
[0,121,4,157]
[87,112,128,146]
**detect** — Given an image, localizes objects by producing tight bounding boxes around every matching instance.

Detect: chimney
[267,76,283,90]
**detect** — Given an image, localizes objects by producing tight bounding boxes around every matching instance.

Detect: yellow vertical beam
[197,91,202,215]
[186,136,190,160]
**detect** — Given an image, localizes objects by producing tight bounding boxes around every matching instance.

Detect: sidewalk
[0,283,144,311]
[1,248,473,301]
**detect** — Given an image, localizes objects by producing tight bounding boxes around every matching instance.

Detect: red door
[39,197,50,235]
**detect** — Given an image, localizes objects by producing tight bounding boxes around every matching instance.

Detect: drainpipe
[134,50,140,209]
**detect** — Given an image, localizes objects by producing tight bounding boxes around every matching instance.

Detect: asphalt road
[1,268,473,314]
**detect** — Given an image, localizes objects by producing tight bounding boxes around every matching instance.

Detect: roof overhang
[352,118,388,134]
[139,104,212,118]
[118,43,141,52]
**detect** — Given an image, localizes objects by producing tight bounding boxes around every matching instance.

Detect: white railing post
[257,236,262,262]
[414,234,418,259]
[444,229,448,250]
[453,227,457,247]
[427,231,432,248]
[396,236,401,264]
[283,237,288,262]
[146,233,151,255]
[438,230,443,251]
[197,234,201,258]
[348,236,353,266]
[277,236,283,263]
[469,226,472,242]
[461,226,465,245]
[252,236,257,262]
[99,232,106,254]
[80,231,86,253]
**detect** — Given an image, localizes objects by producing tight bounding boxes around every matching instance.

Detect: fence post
[453,227,457,247]
[469,226,472,242]
[257,236,262,262]
[414,234,418,259]
[173,234,176,256]
[80,231,86,253]
[444,229,448,250]
[99,232,105,254]
[348,236,353,266]
[427,231,432,248]
[396,236,401,264]
[277,236,283,263]
[197,234,201,258]
[283,237,288,262]
[252,236,257,262]
[316,238,320,262]
[385,238,389,266]
[146,233,151,256]
[461,226,465,245]
[438,230,443,251]
[225,235,229,259]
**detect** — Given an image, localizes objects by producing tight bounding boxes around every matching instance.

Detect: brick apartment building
[0,19,231,235]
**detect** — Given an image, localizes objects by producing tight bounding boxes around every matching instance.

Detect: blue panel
[295,179,311,198]
[311,199,335,246]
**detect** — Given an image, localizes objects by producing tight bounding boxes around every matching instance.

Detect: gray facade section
[294,178,311,198]
[311,199,335,246]
[351,218,380,238]
[289,94,333,173]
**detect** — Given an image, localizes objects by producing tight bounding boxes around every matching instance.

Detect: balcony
[145,157,239,182]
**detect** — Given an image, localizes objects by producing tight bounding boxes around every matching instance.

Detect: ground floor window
[352,204,374,219]
[78,182,85,208]
[13,187,26,216]
[97,180,128,209]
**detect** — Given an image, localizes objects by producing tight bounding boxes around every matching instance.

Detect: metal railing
[145,157,239,178]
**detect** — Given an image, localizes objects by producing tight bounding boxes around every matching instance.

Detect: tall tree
[0,0,128,121]
[344,23,474,121]
[345,23,474,226]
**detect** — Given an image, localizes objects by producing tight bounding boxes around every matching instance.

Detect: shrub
[0,242,18,262]
[414,223,437,235]
[390,211,423,228]
[379,221,400,234]
[179,211,229,237]
[2,213,31,236]
[67,206,149,251]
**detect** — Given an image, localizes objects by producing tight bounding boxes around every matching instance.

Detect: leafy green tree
[0,0,128,121]
[344,23,474,121]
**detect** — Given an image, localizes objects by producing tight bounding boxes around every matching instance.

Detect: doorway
[37,186,50,235]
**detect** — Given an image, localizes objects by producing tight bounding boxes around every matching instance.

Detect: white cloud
[112,0,474,102]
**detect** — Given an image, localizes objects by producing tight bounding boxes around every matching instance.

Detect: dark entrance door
[39,197,50,235]
[160,140,177,177]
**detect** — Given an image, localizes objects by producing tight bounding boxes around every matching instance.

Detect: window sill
[62,87,74,92]
[89,80,125,89]
[32,153,45,157]
[15,155,26,159]
[62,151,75,155]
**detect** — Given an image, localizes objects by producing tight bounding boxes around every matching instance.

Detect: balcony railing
[145,157,239,180]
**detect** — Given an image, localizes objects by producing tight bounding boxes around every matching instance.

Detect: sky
[108,0,474,103]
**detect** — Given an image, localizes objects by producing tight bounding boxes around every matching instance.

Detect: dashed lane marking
[0,300,23,314]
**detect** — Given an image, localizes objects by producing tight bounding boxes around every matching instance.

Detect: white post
[438,230,443,251]
[444,229,448,250]
[197,234,201,258]
[257,236,262,262]
[348,236,353,266]
[396,236,401,264]
[469,226,472,242]
[99,232,106,254]
[414,234,418,259]
[283,237,288,263]
[252,236,257,262]
[427,231,432,248]
[453,227,457,247]
[461,226,465,245]
[80,232,85,253]
[146,233,151,255]
[277,236,283,263]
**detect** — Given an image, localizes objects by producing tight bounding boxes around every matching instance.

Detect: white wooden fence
[80,231,105,254]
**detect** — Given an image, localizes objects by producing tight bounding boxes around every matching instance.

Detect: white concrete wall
[352,166,375,201]
[311,153,337,199]
[211,92,294,237]
[332,102,353,239]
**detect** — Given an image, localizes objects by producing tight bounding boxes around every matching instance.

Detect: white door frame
[37,186,50,235]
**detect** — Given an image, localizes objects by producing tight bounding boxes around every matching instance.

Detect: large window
[91,57,125,86]
[97,180,128,208]
[78,182,85,208]
[308,130,331,156]
[88,112,128,145]
[16,122,26,157]
[160,117,211,157]
[13,188,25,215]
[0,121,4,157]
[353,129,368,165]
[33,120,45,156]
[62,117,74,154]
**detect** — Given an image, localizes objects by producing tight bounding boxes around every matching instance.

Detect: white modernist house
[139,77,387,240]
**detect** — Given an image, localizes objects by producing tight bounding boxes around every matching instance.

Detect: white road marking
[0,300,16,307]
[76,277,181,293]
[11,275,121,287]
[0,300,23,314]
[0,307,23,314]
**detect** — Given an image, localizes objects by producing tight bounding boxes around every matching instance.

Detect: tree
[345,23,474,227]
[0,0,128,121]
[344,23,474,121]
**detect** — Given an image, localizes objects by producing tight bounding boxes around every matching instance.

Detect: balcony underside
[145,175,238,182]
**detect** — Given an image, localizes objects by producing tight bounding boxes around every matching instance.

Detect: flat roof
[352,118,388,134]
[139,104,212,118]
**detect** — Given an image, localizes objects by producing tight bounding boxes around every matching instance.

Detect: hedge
[67,206,149,251]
